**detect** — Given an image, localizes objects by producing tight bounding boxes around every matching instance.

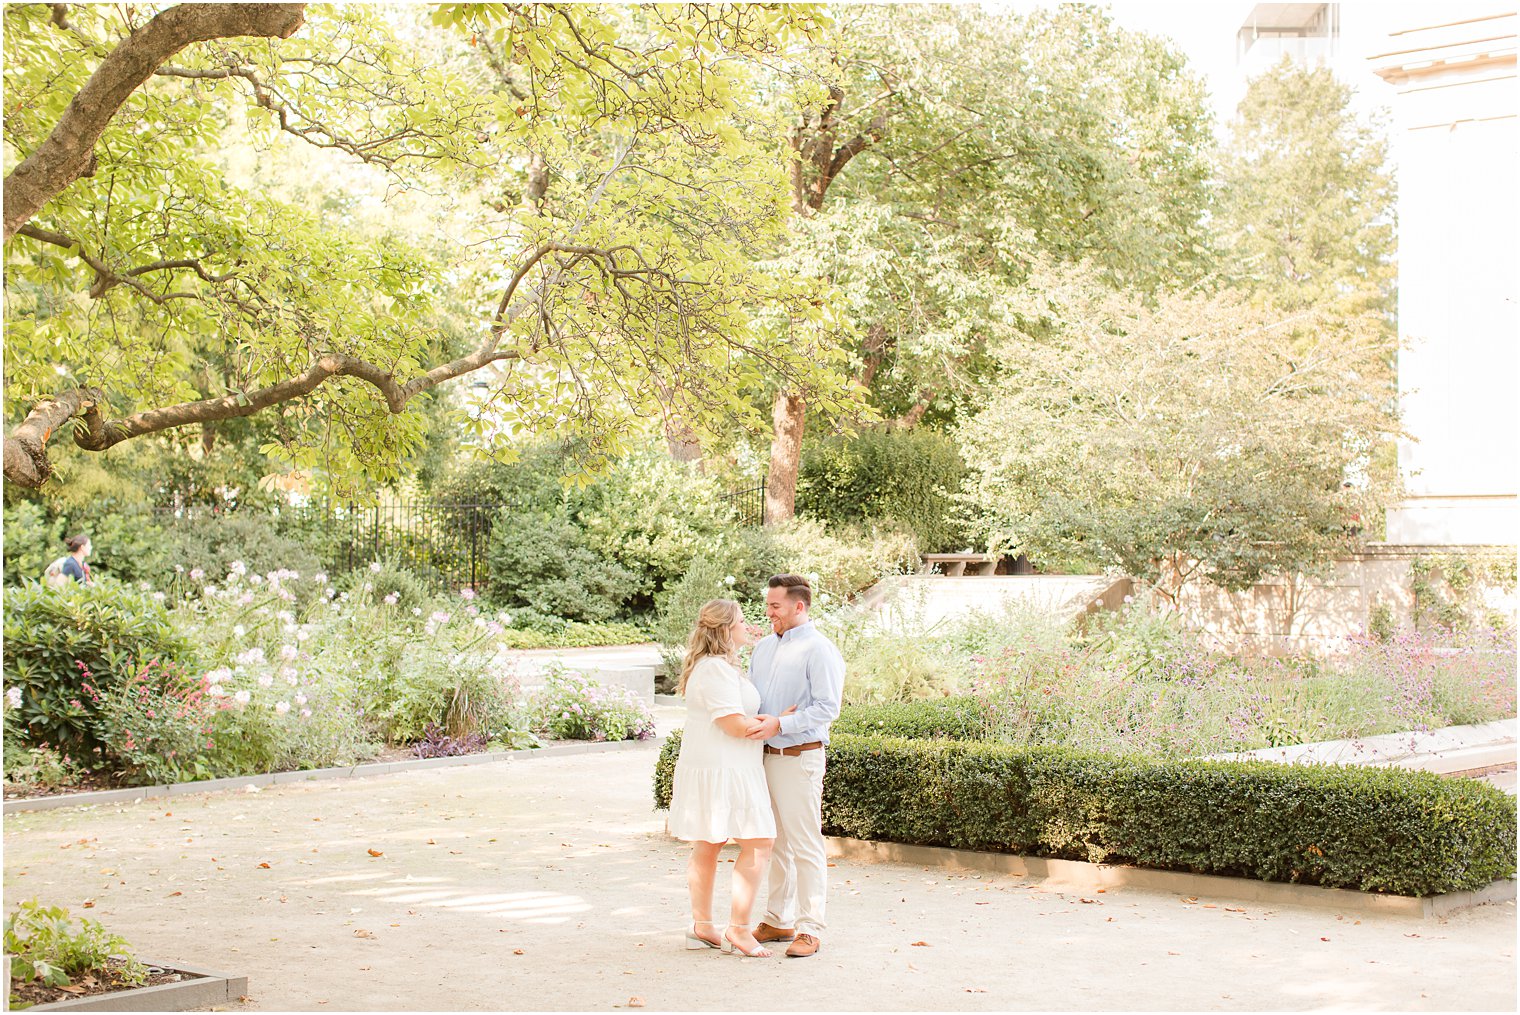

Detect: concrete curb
[23,960,246,1012]
[825,836,1518,919]
[3,739,659,815]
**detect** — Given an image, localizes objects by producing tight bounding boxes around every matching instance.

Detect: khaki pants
[762,749,827,937]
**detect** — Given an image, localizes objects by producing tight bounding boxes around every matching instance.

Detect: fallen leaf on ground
[1180,897,1197,904]
[513,949,525,955]
[1320,937,1330,942]
[628,998,645,1008]
[367,849,384,857]
[1168,951,1181,956]
[258,862,271,869]
[1224,907,1245,913]
[965,988,987,993]
[910,941,931,947]
[56,985,85,995]
[427,839,436,845]
[354,929,376,939]
[168,891,182,897]
[1079,898,1099,904]
[81,899,95,908]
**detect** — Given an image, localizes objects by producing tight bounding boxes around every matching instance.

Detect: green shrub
[157,511,325,584]
[530,667,655,741]
[485,513,639,622]
[339,559,436,620]
[496,620,648,649]
[767,518,918,607]
[2,581,191,768]
[831,697,991,739]
[571,451,741,606]
[4,899,146,990]
[653,728,1518,896]
[798,429,968,552]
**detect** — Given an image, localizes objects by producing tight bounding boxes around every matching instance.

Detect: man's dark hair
[767,573,811,609]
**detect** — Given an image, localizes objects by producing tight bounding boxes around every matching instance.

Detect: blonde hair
[678,599,743,695]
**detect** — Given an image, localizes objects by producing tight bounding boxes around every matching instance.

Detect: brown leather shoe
[752,922,795,944]
[785,933,820,958]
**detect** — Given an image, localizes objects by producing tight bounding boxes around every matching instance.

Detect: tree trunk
[3,3,307,242]
[665,423,702,464]
[765,390,806,524]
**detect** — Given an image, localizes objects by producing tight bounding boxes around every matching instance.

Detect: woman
[44,534,92,587]
[62,534,92,584]
[666,599,776,958]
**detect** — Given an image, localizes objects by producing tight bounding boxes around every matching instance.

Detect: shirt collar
[778,620,815,643]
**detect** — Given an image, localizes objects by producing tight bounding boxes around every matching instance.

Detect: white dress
[666,656,777,842]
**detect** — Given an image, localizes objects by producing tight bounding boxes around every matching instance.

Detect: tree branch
[3,3,307,242]
[16,223,232,301]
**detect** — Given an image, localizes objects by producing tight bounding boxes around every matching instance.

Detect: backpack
[43,556,72,588]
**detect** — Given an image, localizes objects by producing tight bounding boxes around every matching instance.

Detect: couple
[666,573,844,959]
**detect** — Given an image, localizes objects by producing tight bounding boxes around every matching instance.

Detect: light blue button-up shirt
[749,621,845,748]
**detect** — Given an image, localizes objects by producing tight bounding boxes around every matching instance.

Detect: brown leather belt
[764,741,823,756]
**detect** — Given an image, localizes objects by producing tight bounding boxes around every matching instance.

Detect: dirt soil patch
[8,958,197,1008]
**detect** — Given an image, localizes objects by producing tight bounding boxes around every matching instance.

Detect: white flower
[300,708,312,718]
[205,667,231,685]
[233,690,251,705]
[280,645,299,661]
[362,582,373,593]
[1123,595,1134,604]
[460,588,476,601]
[274,701,291,715]
[296,629,310,642]
[258,674,274,688]
[152,592,166,602]
[369,561,383,573]
[312,572,328,584]
[723,575,736,586]
[423,623,437,637]
[190,568,206,581]
[250,573,264,585]
[5,687,21,709]
[236,647,266,666]
[229,561,247,576]
[233,624,247,638]
[325,588,337,599]
[383,592,399,605]
[285,672,299,686]
[412,607,422,616]
[474,617,487,629]
[208,684,227,698]
[276,611,294,624]
[295,692,308,706]
[430,611,450,623]
[174,565,185,573]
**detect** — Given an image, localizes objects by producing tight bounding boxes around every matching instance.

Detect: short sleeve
[694,658,744,723]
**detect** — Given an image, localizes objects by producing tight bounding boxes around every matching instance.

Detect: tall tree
[3,3,859,492]
[1216,59,1396,321]
[763,4,1215,520]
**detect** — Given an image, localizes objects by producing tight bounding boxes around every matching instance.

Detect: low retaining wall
[2,738,658,815]
[825,836,1516,919]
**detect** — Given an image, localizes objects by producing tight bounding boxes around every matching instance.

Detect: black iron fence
[723,474,766,528]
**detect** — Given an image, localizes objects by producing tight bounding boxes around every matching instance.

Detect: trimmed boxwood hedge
[652,730,1516,896]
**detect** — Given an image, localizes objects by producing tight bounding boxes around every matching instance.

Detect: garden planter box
[15,961,245,1012]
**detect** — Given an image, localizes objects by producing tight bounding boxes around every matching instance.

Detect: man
[746,573,844,958]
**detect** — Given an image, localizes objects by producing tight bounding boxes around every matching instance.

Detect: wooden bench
[919,553,999,577]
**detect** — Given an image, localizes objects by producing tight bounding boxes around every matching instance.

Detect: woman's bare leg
[688,841,723,944]
[726,837,774,953]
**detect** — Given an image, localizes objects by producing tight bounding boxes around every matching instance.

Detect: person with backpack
[44,534,93,587]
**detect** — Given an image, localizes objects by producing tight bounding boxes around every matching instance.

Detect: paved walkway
[2,743,1514,1011]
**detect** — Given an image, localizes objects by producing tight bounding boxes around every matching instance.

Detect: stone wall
[1176,544,1517,655]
